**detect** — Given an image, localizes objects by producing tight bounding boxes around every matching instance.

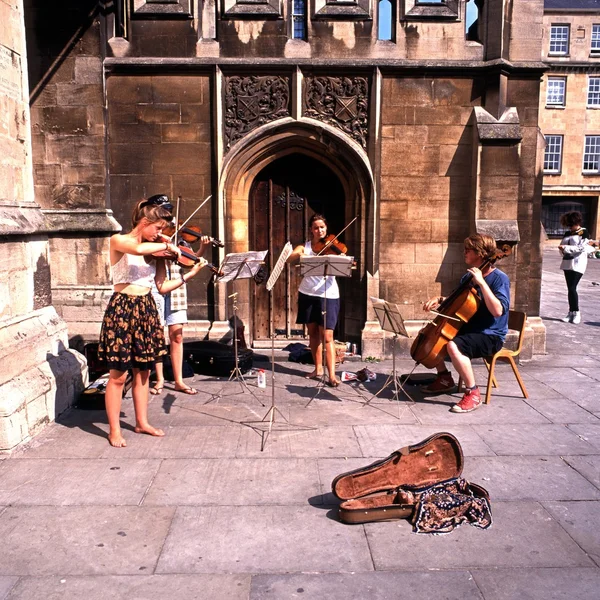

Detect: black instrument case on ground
[184,341,253,377]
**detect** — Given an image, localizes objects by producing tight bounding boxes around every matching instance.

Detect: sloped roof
[545,0,600,10]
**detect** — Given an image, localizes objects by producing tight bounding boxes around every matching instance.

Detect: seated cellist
[420,234,510,413]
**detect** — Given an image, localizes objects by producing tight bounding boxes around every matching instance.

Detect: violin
[163,222,224,248]
[312,234,348,256]
[155,234,223,277]
[410,244,512,369]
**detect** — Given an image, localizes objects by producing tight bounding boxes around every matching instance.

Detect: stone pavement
[0,247,599,600]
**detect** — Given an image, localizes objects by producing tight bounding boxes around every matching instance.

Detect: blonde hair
[464,233,497,261]
[131,198,172,229]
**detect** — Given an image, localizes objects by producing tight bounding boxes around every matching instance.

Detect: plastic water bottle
[257,369,266,388]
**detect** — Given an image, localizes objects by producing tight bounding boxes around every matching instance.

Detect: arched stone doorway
[250,153,347,342]
[219,120,375,348]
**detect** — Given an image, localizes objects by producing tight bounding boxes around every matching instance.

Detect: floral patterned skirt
[98,292,167,372]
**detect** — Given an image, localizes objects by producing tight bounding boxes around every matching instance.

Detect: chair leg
[483,358,498,389]
[508,356,529,399]
[485,356,499,404]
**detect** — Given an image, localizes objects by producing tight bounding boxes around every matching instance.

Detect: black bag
[184,341,254,377]
[160,353,195,381]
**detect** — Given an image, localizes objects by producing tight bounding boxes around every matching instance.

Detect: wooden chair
[458,310,529,405]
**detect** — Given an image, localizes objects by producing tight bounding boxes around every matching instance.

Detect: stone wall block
[161,124,210,143]
[56,83,103,107]
[152,144,211,175]
[39,107,89,135]
[137,104,182,125]
[381,176,450,200]
[106,76,153,104]
[109,144,154,174]
[381,145,440,176]
[407,199,450,220]
[427,125,472,146]
[74,56,102,84]
[379,200,408,220]
[110,123,162,144]
[433,78,476,107]
[387,78,433,106]
[180,104,210,124]
[44,135,76,164]
[439,143,472,176]
[0,408,28,452]
[152,76,204,103]
[480,146,520,176]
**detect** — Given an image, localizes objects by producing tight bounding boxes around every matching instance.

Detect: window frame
[546,77,567,107]
[543,134,564,174]
[592,24,600,54]
[583,135,600,174]
[588,76,600,107]
[290,0,307,40]
[549,24,570,56]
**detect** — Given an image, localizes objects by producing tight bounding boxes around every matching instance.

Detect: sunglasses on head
[140,195,173,212]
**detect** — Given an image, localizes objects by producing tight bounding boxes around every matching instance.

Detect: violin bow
[316,216,358,256]
[168,194,212,242]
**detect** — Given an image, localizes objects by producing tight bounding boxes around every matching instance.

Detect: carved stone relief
[224,75,290,151]
[304,76,369,148]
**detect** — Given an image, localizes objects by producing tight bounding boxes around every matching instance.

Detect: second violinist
[287,214,343,387]
[420,234,510,413]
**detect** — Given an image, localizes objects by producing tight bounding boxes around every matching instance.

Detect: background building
[0,0,548,448]
[540,0,600,239]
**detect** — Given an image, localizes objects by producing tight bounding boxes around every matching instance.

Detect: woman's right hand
[423,296,442,312]
[188,257,208,277]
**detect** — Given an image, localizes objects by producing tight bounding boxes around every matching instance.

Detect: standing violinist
[420,234,510,413]
[287,213,342,387]
[151,218,212,396]
[98,195,208,447]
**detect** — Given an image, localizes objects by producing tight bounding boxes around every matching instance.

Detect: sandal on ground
[175,386,198,395]
[328,378,340,388]
[149,385,164,395]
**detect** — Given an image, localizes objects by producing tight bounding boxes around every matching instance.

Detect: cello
[410,243,512,369]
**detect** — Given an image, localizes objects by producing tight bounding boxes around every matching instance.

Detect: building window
[546,78,566,106]
[291,0,307,40]
[542,199,591,237]
[378,0,394,41]
[592,24,600,53]
[588,77,600,106]
[549,25,570,55]
[583,135,600,173]
[544,135,563,173]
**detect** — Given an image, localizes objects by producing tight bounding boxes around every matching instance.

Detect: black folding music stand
[241,242,315,450]
[207,250,267,405]
[363,297,416,412]
[299,254,354,407]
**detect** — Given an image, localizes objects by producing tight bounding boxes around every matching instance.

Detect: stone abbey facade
[1,0,547,449]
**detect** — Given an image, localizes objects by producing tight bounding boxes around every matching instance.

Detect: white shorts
[151,288,188,327]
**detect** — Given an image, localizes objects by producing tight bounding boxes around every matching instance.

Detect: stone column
[0,0,86,451]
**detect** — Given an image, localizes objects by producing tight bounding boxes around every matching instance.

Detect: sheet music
[217,250,268,283]
[370,296,409,337]
[266,242,293,291]
[299,255,354,278]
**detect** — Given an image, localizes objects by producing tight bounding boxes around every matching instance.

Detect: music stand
[363,297,416,413]
[241,242,315,450]
[207,250,268,405]
[300,255,354,407]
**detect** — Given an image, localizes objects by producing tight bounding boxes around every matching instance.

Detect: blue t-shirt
[459,268,510,341]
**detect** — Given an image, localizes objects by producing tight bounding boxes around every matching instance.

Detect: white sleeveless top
[298,241,340,299]
[111,253,156,289]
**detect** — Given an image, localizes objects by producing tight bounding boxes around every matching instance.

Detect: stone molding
[313,0,371,20]
[474,106,523,143]
[224,74,291,151]
[42,209,122,234]
[0,204,46,236]
[222,0,282,18]
[304,75,369,148]
[132,0,193,18]
[403,0,459,20]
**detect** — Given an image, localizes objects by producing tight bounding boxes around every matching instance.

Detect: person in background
[558,211,598,324]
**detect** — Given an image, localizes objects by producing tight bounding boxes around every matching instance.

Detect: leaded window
[549,25,570,55]
[583,135,600,173]
[544,135,563,173]
[592,24,600,53]
[291,0,307,40]
[546,78,566,106]
[378,0,393,41]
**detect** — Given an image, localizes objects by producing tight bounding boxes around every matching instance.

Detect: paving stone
[236,425,362,458]
[465,456,600,501]
[5,575,250,600]
[0,458,160,505]
[288,399,418,425]
[471,567,600,600]
[563,455,600,489]
[524,397,600,424]
[97,426,242,459]
[573,367,600,382]
[354,424,496,457]
[250,571,483,600]
[143,458,320,505]
[567,423,600,451]
[168,401,289,426]
[411,396,551,425]
[473,423,597,455]
[0,506,175,576]
[365,501,593,570]
[0,578,17,600]
[542,501,600,567]
[156,505,373,574]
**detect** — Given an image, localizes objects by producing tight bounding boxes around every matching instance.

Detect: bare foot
[150,380,165,395]
[174,384,198,395]
[305,370,324,380]
[134,424,165,437]
[108,432,127,447]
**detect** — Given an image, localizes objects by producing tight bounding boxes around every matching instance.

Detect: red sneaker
[422,372,456,394]
[451,387,482,413]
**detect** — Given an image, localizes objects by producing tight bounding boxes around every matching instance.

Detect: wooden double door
[250,154,346,342]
